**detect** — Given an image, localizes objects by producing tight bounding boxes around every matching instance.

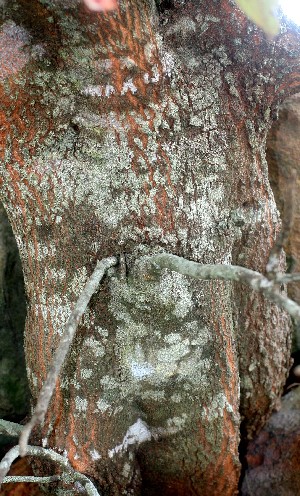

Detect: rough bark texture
[1,1,300,494]
[267,93,300,348]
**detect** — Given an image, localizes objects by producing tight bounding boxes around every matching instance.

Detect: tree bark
[1,0,300,494]
[267,93,300,348]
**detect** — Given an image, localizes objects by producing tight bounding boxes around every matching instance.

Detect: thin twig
[19,257,117,457]
[3,475,61,483]
[0,419,23,437]
[151,253,300,320]
[0,445,101,495]
[275,273,300,284]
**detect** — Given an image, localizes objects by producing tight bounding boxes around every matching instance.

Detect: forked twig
[0,445,101,495]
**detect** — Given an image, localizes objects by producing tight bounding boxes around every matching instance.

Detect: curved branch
[0,445,101,495]
[19,256,118,457]
[276,273,300,284]
[151,253,300,320]
[0,419,23,437]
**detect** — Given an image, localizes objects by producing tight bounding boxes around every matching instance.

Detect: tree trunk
[267,93,300,348]
[1,1,300,494]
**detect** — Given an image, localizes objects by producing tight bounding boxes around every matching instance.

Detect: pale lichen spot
[71,379,81,390]
[122,462,131,478]
[159,271,193,318]
[108,419,151,458]
[75,396,88,412]
[201,393,235,421]
[166,414,187,430]
[36,243,57,261]
[89,449,101,461]
[151,65,160,83]
[44,267,66,281]
[155,339,190,376]
[84,336,105,358]
[31,373,38,388]
[170,393,182,403]
[0,22,30,81]
[100,376,119,389]
[165,16,196,37]
[141,390,165,401]
[164,333,182,344]
[41,302,71,336]
[131,361,154,379]
[69,266,88,296]
[96,398,112,413]
[96,326,109,338]
[83,85,103,97]
[121,79,137,95]
[150,414,188,439]
[81,368,93,379]
[105,84,115,97]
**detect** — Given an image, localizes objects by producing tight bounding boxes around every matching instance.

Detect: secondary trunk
[1,0,300,494]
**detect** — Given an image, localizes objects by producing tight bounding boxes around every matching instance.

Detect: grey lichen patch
[165,16,196,37]
[0,21,31,81]
[33,291,72,338]
[1,11,241,270]
[96,398,113,414]
[83,336,105,358]
[75,396,88,413]
[246,119,259,152]
[140,390,165,401]
[224,71,241,99]
[100,375,120,391]
[159,271,193,318]
[68,266,88,295]
[15,28,237,262]
[170,393,182,403]
[122,462,131,479]
[106,256,217,412]
[164,332,182,344]
[80,368,93,380]
[200,392,239,429]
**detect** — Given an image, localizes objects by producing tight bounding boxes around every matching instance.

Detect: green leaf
[235,0,280,38]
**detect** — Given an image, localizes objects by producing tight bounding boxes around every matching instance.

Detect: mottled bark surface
[267,93,300,347]
[1,0,300,494]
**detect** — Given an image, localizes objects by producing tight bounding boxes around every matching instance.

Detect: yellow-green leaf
[234,0,280,38]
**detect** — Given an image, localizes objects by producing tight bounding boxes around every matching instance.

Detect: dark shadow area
[0,201,30,457]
